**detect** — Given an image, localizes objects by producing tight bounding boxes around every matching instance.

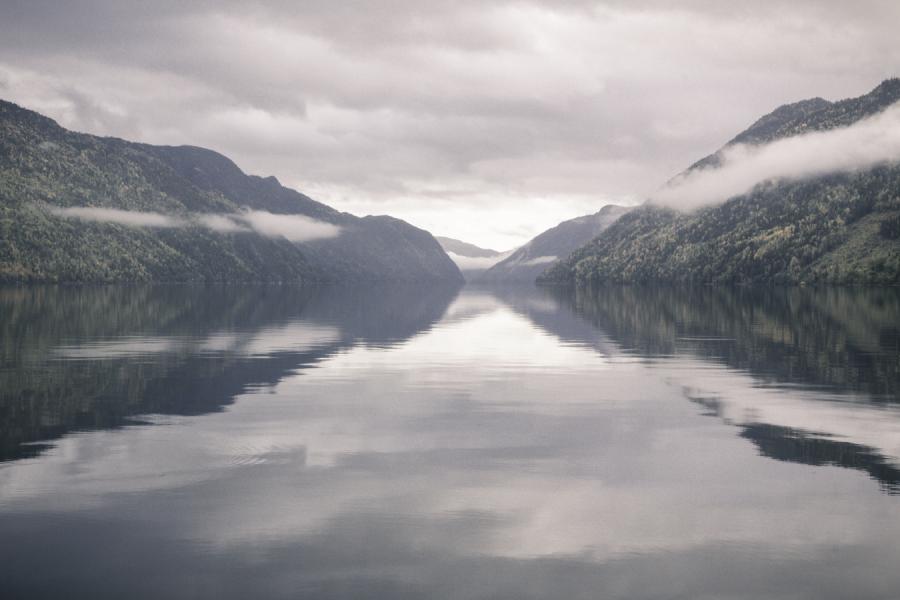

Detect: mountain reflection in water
[1,283,899,600]
[0,284,460,461]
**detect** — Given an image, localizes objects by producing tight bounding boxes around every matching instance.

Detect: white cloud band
[653,101,900,210]
[47,206,342,242]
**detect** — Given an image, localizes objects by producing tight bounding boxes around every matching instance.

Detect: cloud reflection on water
[1,284,899,599]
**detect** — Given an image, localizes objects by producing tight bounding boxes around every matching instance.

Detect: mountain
[480,205,631,282]
[435,236,510,279]
[0,100,463,283]
[435,236,502,258]
[540,79,900,286]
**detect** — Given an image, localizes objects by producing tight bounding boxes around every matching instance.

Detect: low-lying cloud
[239,210,341,242]
[48,206,342,242]
[653,101,900,210]
[521,255,557,266]
[50,206,179,228]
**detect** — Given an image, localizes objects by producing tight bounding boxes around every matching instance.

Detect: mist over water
[1,284,899,599]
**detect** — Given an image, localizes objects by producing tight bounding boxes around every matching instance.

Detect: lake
[1,283,899,599]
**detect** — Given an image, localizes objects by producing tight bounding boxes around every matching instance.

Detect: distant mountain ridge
[480,205,631,282]
[435,236,502,258]
[436,235,510,279]
[0,100,462,283]
[540,79,900,286]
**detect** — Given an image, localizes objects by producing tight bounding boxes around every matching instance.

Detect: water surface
[1,284,899,599]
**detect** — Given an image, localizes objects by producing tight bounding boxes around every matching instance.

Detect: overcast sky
[2,1,899,249]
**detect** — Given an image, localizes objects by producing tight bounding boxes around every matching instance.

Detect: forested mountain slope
[0,100,462,283]
[540,79,900,286]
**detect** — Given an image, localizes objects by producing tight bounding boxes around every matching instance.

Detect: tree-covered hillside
[540,79,900,286]
[0,100,462,283]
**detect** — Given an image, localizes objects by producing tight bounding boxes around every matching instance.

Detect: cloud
[49,206,180,228]
[521,255,557,266]
[48,206,341,242]
[4,1,900,247]
[238,210,341,242]
[195,211,342,241]
[653,101,900,210]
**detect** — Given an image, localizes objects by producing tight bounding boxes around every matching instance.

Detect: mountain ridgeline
[435,236,508,280]
[435,236,502,259]
[540,79,900,286]
[0,100,462,283]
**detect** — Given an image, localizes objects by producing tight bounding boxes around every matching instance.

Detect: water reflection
[501,284,900,494]
[1,284,899,599]
[560,285,900,398]
[740,423,900,494]
[0,284,460,461]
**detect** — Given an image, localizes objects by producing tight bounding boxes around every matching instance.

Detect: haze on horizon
[2,0,900,249]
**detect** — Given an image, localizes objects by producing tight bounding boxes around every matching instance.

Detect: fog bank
[238,211,341,242]
[654,102,900,210]
[48,206,342,242]
[521,255,558,266]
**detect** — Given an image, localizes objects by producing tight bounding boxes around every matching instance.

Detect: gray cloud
[5,1,900,247]
[653,101,900,210]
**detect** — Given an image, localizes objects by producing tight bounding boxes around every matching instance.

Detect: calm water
[1,284,899,599]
